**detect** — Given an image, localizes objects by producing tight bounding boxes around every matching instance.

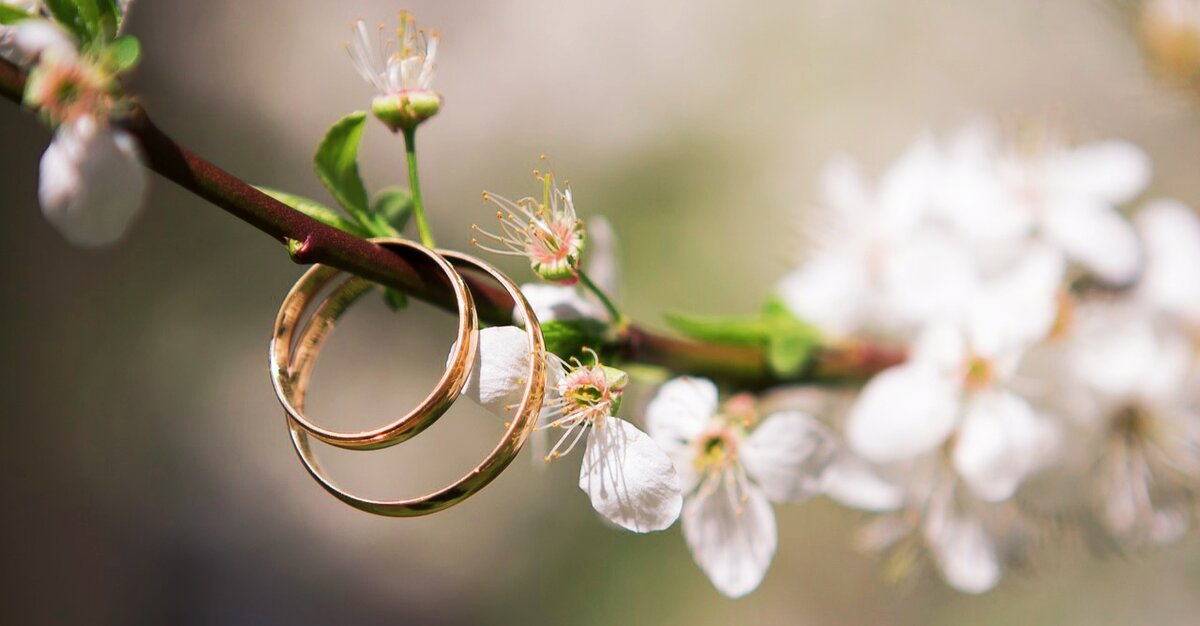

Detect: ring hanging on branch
[273,240,548,517]
[270,238,478,451]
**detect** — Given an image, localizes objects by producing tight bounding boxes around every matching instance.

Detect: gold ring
[270,238,478,450]
[280,250,547,516]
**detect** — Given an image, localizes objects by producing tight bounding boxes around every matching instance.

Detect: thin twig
[0,57,904,387]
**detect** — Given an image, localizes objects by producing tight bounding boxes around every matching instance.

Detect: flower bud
[371,90,442,133]
[1140,0,1200,86]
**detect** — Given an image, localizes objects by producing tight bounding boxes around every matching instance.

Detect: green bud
[371,91,442,133]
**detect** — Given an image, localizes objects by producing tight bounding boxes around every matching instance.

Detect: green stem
[577,269,624,324]
[401,126,435,248]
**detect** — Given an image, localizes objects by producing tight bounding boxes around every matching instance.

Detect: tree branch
[0,57,903,387]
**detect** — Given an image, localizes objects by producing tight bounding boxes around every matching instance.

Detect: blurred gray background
[2,0,1199,624]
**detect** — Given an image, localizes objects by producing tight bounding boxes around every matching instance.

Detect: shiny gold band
[270,238,478,451]
[273,245,546,517]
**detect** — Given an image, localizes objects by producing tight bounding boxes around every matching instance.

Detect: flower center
[1113,404,1156,443]
[693,428,739,473]
[962,354,995,391]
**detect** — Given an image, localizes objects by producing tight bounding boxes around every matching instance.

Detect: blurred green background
[2,0,1199,623]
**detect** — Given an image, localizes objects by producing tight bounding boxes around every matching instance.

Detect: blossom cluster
[1,2,146,246]
[780,122,1200,593]
[465,122,1200,598]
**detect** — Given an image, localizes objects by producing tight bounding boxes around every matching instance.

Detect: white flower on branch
[1059,306,1200,544]
[345,12,441,131]
[844,246,1064,502]
[938,122,1149,284]
[38,114,146,246]
[1135,199,1200,327]
[461,327,682,533]
[777,137,976,338]
[834,452,1029,594]
[0,17,75,66]
[646,377,835,597]
[475,171,587,284]
[514,216,619,325]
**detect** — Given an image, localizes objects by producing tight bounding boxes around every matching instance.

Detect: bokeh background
[3,0,1200,624]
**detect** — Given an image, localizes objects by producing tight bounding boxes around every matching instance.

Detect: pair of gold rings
[269,238,546,516]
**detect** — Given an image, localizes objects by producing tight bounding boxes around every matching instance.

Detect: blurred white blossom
[778,122,1198,594]
[39,114,146,246]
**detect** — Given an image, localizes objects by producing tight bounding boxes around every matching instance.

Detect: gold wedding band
[274,247,547,516]
[270,238,478,450]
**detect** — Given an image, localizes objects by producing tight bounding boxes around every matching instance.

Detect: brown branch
[0,57,904,387]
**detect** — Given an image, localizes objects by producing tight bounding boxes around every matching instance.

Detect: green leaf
[103,35,140,72]
[314,112,374,229]
[256,186,370,237]
[761,298,822,377]
[666,299,822,378]
[541,319,610,361]
[372,186,414,232]
[0,6,32,24]
[382,288,409,312]
[44,0,86,41]
[664,311,769,346]
[44,0,121,44]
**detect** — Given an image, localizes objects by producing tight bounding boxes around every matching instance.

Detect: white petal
[821,452,905,512]
[952,390,1057,501]
[579,417,682,533]
[924,507,1002,594]
[461,326,533,419]
[682,479,777,598]
[511,283,605,325]
[845,365,960,463]
[882,227,979,328]
[584,215,621,296]
[645,377,718,492]
[777,256,870,338]
[645,377,718,446]
[1136,199,1200,323]
[1068,312,1183,403]
[817,154,871,217]
[1048,140,1150,204]
[3,19,77,64]
[967,244,1065,356]
[1042,201,1140,284]
[742,411,835,502]
[877,133,942,225]
[39,116,147,247]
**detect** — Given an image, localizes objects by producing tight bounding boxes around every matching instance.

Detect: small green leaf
[372,186,414,232]
[766,332,818,377]
[256,186,370,237]
[664,311,769,346]
[44,0,86,41]
[382,288,409,312]
[541,319,610,361]
[762,298,822,377]
[103,35,140,73]
[667,299,823,378]
[0,6,32,24]
[45,0,120,44]
[314,112,373,228]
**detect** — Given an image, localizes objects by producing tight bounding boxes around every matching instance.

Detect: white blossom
[646,377,834,597]
[461,327,681,533]
[346,13,439,97]
[777,138,976,338]
[844,246,1063,502]
[38,114,146,247]
[513,216,618,326]
[1057,305,1200,543]
[1135,199,1200,327]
